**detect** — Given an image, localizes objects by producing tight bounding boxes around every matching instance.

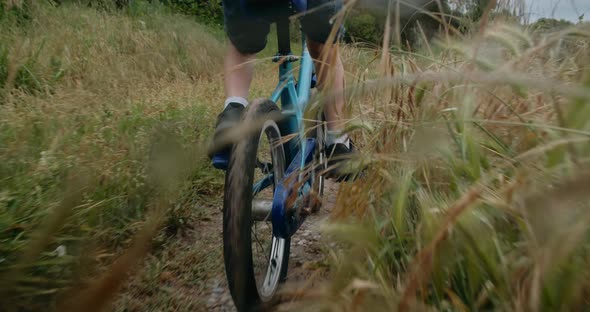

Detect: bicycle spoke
[253,223,270,261]
[253,173,274,196]
[223,101,288,305]
[256,159,273,174]
[250,120,284,300]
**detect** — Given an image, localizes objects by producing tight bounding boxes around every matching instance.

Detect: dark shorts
[222,0,343,54]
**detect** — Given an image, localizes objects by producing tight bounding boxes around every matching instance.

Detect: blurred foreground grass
[300,12,590,312]
[2,0,590,311]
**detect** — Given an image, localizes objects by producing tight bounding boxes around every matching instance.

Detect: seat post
[276,18,291,55]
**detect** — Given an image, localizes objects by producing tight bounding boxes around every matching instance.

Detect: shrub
[345,12,382,44]
[165,0,223,25]
[343,1,453,48]
[530,18,574,33]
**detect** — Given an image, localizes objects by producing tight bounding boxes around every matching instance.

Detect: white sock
[326,130,350,148]
[224,96,248,109]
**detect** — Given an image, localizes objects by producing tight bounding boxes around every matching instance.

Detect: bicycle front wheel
[223,99,290,311]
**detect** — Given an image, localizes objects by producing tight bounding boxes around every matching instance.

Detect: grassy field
[0,2,230,310]
[1,1,590,311]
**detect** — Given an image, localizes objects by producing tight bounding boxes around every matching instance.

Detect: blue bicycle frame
[271,33,314,163]
[267,20,318,239]
[212,18,318,239]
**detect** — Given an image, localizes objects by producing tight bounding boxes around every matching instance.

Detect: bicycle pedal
[212,153,229,170]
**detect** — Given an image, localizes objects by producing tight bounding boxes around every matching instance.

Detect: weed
[305,8,590,312]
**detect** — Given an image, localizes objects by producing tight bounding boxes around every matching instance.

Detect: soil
[115,182,339,312]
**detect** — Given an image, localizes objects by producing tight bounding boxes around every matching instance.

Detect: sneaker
[207,102,245,159]
[325,140,361,182]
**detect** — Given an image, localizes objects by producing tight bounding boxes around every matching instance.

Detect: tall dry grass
[289,4,590,311]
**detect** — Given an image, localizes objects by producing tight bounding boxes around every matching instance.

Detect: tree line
[10,0,582,46]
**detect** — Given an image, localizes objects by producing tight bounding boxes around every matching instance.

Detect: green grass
[0,2,229,310]
[3,1,590,311]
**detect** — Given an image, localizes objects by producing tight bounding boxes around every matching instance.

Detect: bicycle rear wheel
[223,99,290,311]
[309,112,327,213]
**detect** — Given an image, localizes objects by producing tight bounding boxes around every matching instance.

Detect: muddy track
[115,182,338,312]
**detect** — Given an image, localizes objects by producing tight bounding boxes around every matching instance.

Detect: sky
[526,0,590,22]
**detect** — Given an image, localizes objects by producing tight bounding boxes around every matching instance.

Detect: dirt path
[206,181,338,311]
[115,182,338,312]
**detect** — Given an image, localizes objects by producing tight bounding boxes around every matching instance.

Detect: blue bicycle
[210,6,328,311]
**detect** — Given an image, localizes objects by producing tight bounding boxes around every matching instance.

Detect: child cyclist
[208,0,358,181]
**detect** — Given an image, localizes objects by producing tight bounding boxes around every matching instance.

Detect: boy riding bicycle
[208,0,357,181]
